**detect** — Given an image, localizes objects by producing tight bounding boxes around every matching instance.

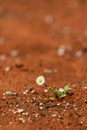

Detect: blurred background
[0,0,87,56]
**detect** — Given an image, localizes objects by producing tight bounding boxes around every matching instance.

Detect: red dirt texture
[0,0,87,130]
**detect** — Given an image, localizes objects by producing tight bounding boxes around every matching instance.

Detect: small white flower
[36,76,45,86]
[59,88,65,93]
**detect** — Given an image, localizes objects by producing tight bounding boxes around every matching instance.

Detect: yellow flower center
[38,78,43,83]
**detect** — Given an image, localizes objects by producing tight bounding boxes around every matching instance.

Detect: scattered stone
[11,50,19,57]
[1,113,5,116]
[83,86,87,89]
[34,113,39,118]
[22,112,29,116]
[44,15,53,24]
[9,121,13,125]
[17,109,24,113]
[23,89,29,95]
[74,105,78,111]
[31,89,36,94]
[39,102,43,106]
[19,118,25,123]
[0,54,7,60]
[5,66,11,72]
[44,69,52,74]
[12,110,17,114]
[79,121,83,125]
[58,115,62,119]
[63,26,71,34]
[57,45,66,56]
[39,106,43,110]
[44,89,48,93]
[57,103,61,106]
[5,91,14,96]
[75,50,83,57]
[51,114,57,118]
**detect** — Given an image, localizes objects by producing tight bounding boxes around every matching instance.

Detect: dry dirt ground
[0,0,87,130]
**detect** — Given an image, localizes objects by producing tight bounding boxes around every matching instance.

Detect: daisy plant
[36,76,45,86]
[36,76,69,99]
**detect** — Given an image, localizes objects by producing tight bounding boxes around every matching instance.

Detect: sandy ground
[0,0,87,130]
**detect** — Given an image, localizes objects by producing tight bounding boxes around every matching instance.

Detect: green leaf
[49,97,55,101]
[48,87,59,97]
[58,93,66,98]
[48,86,69,99]
[64,85,69,92]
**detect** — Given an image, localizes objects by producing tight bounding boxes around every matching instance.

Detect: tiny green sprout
[48,85,69,99]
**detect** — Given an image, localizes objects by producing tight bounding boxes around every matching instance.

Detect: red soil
[0,0,87,130]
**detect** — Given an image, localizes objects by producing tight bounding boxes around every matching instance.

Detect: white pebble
[11,50,19,57]
[44,89,48,93]
[0,54,7,60]
[44,69,52,74]
[44,15,53,24]
[19,118,25,123]
[51,114,57,117]
[5,66,10,72]
[57,45,66,56]
[22,112,29,116]
[5,91,14,96]
[75,51,83,57]
[17,109,24,113]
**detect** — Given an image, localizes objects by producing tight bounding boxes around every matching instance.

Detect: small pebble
[79,121,83,125]
[44,69,52,74]
[75,51,83,57]
[1,113,5,116]
[39,102,43,106]
[0,54,7,60]
[23,89,29,95]
[63,26,71,34]
[31,89,35,94]
[5,91,14,96]
[17,109,24,113]
[57,103,61,106]
[5,66,11,72]
[19,118,25,123]
[39,106,43,110]
[22,112,29,116]
[57,45,66,56]
[51,114,57,117]
[44,15,53,24]
[44,89,48,93]
[9,121,12,125]
[11,50,19,57]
